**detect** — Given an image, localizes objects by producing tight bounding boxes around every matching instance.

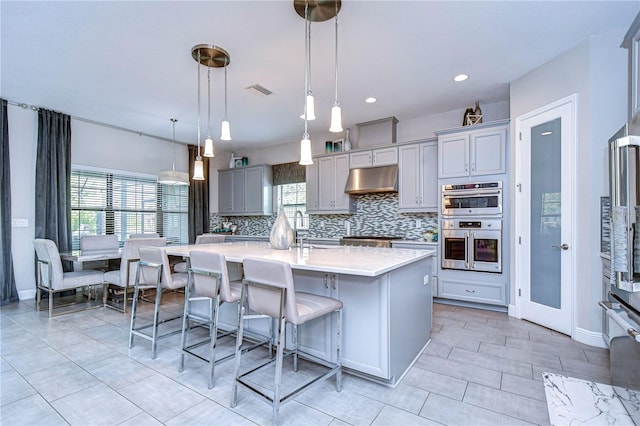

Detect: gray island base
[166,241,434,386]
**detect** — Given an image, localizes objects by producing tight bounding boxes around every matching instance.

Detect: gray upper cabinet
[349,146,398,168]
[398,140,438,212]
[623,12,640,124]
[307,153,356,214]
[218,164,272,216]
[437,120,508,179]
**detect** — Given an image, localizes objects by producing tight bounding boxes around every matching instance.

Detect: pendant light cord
[207,66,211,136]
[224,57,228,120]
[334,3,339,103]
[303,1,309,136]
[196,51,202,159]
[171,118,177,171]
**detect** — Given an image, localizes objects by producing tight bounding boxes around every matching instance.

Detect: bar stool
[178,250,240,388]
[173,234,225,273]
[129,246,188,359]
[231,257,343,424]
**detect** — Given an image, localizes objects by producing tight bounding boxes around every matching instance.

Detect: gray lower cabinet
[218,165,272,216]
[438,276,507,306]
[398,140,438,212]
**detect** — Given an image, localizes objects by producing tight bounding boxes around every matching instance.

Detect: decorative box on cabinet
[356,116,398,148]
[307,153,356,214]
[623,12,640,124]
[349,146,398,168]
[217,164,272,215]
[398,140,438,212]
[436,120,509,179]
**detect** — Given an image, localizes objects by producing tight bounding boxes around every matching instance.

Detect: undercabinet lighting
[365,97,377,103]
[453,74,468,82]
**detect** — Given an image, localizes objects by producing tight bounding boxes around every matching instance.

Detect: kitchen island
[166,241,434,386]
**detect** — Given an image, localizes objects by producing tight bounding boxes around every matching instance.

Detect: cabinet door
[335,274,389,378]
[306,162,319,212]
[243,167,264,213]
[218,170,233,213]
[231,169,245,214]
[333,154,351,210]
[317,156,336,210]
[349,151,372,168]
[372,147,398,166]
[439,134,469,178]
[470,128,506,176]
[398,144,420,209]
[420,141,438,210]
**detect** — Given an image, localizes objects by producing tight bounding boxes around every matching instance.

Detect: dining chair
[129,233,160,239]
[34,238,106,318]
[231,257,343,424]
[75,234,120,272]
[103,237,167,313]
[173,234,226,273]
[129,246,188,359]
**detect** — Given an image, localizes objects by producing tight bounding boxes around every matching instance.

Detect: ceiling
[2,1,638,152]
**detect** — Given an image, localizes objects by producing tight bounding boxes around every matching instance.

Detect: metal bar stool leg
[178,273,192,373]
[151,280,163,359]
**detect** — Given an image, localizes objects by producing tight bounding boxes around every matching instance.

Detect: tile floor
[0,294,611,425]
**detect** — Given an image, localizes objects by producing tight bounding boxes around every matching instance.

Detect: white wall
[510,28,629,338]
[8,109,189,299]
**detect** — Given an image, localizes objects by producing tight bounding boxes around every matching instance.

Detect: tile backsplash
[212,193,437,240]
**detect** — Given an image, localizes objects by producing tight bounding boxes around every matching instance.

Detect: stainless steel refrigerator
[602,122,640,422]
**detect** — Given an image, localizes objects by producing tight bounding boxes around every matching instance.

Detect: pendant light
[158,118,190,186]
[329,2,343,133]
[203,65,215,157]
[299,1,313,165]
[221,56,231,141]
[191,44,231,179]
[300,15,316,121]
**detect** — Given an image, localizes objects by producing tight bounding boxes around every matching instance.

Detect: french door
[515,95,576,335]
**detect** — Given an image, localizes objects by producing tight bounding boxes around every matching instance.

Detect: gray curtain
[188,145,210,243]
[34,108,72,271]
[1,99,18,305]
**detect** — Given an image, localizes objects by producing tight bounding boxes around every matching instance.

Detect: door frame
[513,94,578,336]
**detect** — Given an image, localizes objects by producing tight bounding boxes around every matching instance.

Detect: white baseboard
[574,327,608,349]
[508,304,519,318]
[18,289,36,300]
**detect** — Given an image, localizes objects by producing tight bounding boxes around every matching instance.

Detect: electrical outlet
[423,275,429,285]
[415,219,421,228]
[320,221,325,229]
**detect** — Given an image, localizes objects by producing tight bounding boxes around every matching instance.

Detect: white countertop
[166,241,434,277]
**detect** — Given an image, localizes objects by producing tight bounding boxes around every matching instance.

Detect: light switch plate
[12,218,28,227]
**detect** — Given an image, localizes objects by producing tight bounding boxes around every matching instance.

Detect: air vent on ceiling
[245,84,273,96]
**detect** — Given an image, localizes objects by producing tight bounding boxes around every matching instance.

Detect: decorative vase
[343,128,352,151]
[474,101,483,124]
[270,207,294,250]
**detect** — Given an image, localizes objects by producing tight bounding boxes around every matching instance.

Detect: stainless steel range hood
[344,165,398,194]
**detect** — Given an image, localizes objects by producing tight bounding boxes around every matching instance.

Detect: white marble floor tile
[543,372,634,425]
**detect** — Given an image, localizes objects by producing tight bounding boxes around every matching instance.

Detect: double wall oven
[441,181,503,273]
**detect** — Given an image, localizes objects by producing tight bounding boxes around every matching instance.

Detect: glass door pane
[530,118,562,309]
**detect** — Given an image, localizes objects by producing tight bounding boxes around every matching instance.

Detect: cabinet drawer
[439,278,506,305]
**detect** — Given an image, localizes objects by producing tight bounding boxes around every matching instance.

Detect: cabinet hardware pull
[331,274,336,290]
[465,289,476,293]
[324,274,329,289]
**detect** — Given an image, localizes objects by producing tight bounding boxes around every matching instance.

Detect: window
[276,182,308,230]
[71,169,188,248]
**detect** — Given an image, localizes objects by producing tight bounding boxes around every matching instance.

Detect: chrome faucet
[294,210,305,248]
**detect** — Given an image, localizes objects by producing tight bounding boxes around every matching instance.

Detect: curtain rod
[5,99,176,144]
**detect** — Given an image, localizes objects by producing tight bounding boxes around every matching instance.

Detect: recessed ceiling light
[541,131,552,136]
[453,74,468,82]
[365,97,377,103]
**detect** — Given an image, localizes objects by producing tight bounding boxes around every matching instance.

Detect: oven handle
[465,232,470,269]
[469,232,475,270]
[600,301,640,343]
[442,189,502,197]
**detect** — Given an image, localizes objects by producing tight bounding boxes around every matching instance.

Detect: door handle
[552,244,569,250]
